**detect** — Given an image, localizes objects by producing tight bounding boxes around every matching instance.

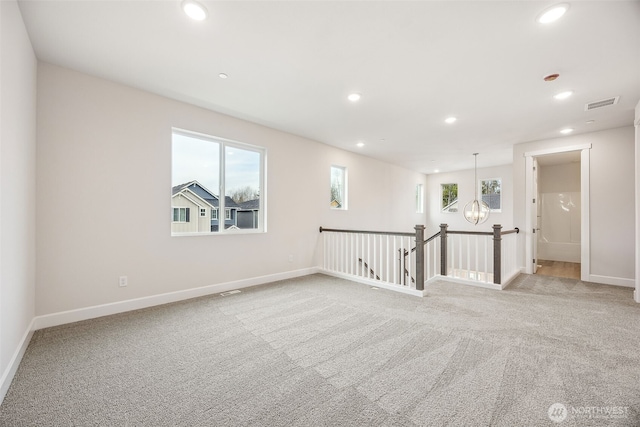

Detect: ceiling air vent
[584,96,619,111]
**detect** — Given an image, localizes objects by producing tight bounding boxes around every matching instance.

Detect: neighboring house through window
[481,178,501,211]
[171,129,265,235]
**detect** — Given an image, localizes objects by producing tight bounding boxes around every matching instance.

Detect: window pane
[330,166,347,209]
[481,179,501,211]
[172,132,220,233]
[416,184,424,213]
[172,130,265,235]
[225,145,261,230]
[441,183,458,212]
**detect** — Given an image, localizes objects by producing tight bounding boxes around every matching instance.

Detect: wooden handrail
[319,226,414,237]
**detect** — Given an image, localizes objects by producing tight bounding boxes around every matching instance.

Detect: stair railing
[320,224,519,294]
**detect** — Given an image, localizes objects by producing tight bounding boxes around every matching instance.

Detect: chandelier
[463,153,490,225]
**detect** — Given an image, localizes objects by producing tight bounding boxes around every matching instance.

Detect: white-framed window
[441,183,458,213]
[481,178,501,212]
[330,165,347,210]
[416,183,424,213]
[171,129,266,235]
[172,207,190,222]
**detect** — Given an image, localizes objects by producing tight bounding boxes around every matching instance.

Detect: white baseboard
[0,318,35,405]
[321,270,427,297]
[587,274,635,288]
[33,267,320,330]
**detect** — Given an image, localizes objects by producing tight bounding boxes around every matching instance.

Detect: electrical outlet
[119,276,128,287]
[288,254,294,263]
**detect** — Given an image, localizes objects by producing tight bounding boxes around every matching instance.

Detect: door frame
[524,143,591,280]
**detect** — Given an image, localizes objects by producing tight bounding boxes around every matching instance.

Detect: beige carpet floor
[1,273,638,426]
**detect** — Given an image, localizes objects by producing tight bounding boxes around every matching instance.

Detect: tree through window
[441,183,458,212]
[330,165,347,209]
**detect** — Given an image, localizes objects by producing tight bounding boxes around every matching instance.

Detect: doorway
[524,144,591,281]
[535,152,581,279]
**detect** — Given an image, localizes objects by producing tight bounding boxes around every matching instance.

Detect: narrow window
[330,165,347,210]
[212,208,218,220]
[200,208,206,217]
[441,183,458,213]
[481,178,501,211]
[416,184,424,213]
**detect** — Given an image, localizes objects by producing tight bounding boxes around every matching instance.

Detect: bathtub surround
[538,161,581,263]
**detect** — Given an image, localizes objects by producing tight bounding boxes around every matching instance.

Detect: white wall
[514,127,635,285]
[425,164,514,237]
[36,63,427,317]
[0,0,37,401]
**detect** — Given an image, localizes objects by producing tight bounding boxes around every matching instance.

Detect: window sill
[171,229,266,237]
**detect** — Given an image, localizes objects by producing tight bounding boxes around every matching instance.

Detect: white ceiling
[18,0,640,174]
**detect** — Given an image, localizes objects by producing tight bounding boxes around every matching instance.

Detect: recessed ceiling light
[444,117,457,124]
[347,93,361,102]
[356,142,365,148]
[537,3,569,24]
[218,73,228,79]
[554,90,573,100]
[434,169,440,173]
[560,128,574,134]
[586,120,595,124]
[182,0,208,21]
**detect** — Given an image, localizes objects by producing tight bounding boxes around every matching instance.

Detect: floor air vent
[220,290,241,296]
[585,96,619,111]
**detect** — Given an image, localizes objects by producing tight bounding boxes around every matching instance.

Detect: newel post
[440,224,448,276]
[414,225,425,291]
[493,224,502,284]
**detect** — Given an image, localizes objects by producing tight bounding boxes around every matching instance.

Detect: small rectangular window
[212,208,218,220]
[330,165,347,210]
[441,183,458,212]
[200,208,206,217]
[481,178,501,211]
[172,207,190,222]
[416,184,424,213]
[225,208,231,220]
